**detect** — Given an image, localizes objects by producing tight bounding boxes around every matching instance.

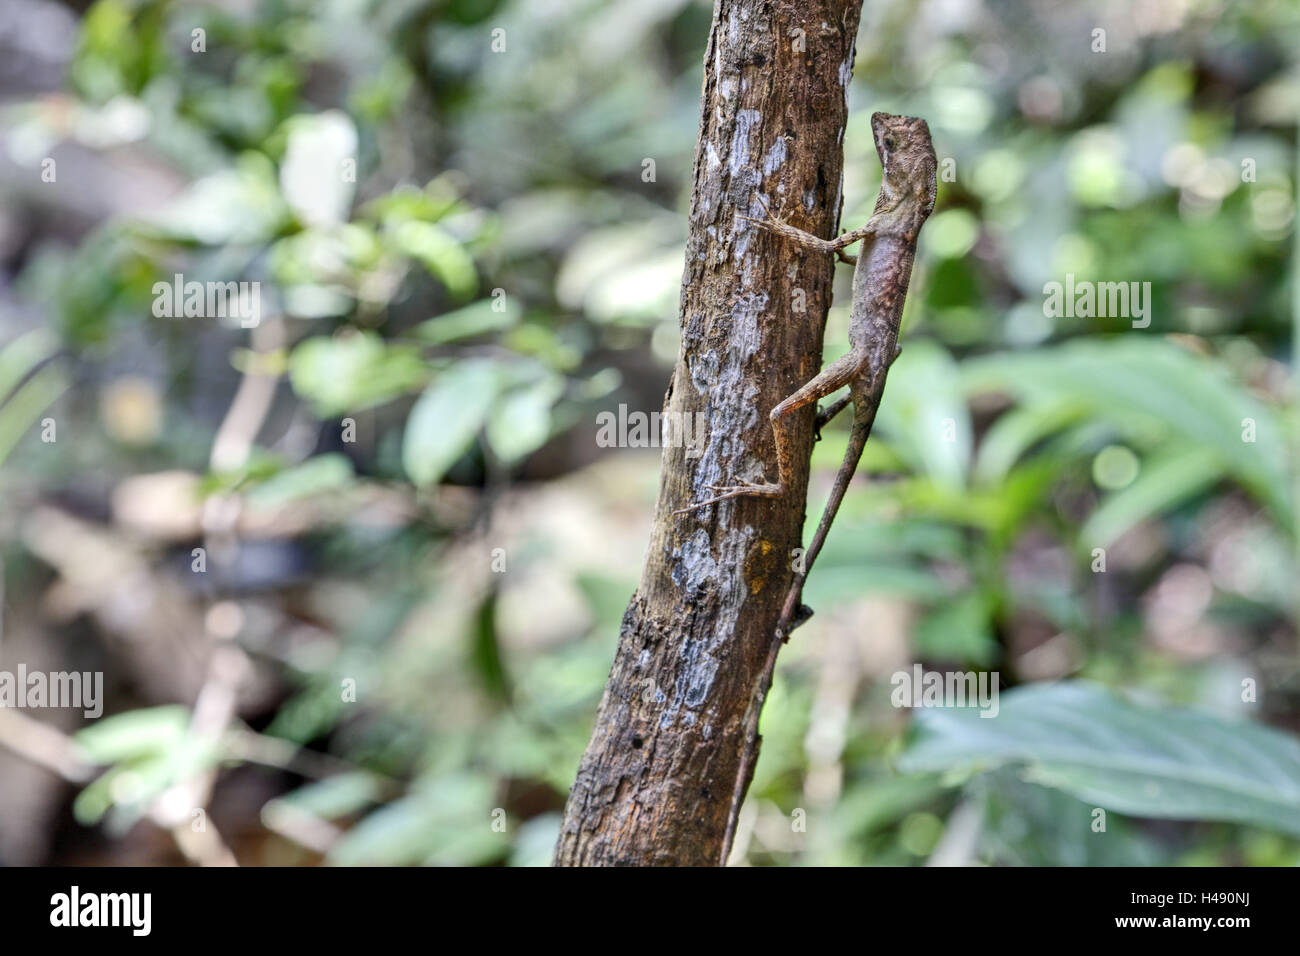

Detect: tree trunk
[554,0,865,867]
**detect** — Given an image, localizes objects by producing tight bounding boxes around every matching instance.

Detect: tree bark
[554,0,865,867]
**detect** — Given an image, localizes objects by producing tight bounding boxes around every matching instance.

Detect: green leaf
[412,298,521,345]
[977,772,1162,866]
[1079,443,1223,550]
[288,331,427,416]
[391,221,478,299]
[962,339,1292,527]
[0,367,69,468]
[72,706,220,827]
[913,592,997,666]
[0,329,59,403]
[74,705,190,764]
[402,359,502,486]
[877,341,971,488]
[470,591,511,703]
[245,453,355,509]
[485,374,563,464]
[973,396,1087,485]
[804,562,952,606]
[899,682,1300,837]
[266,772,384,821]
[327,773,502,866]
[147,152,287,244]
[835,774,948,838]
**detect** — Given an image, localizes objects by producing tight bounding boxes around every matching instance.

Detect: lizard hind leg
[674,352,862,516]
[766,351,864,491]
[743,209,881,262]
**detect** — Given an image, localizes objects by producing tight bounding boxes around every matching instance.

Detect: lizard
[675,111,937,641]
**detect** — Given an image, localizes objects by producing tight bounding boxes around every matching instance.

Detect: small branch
[0,708,95,782]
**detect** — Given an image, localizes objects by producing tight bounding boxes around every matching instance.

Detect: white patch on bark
[729,109,760,178]
[665,525,754,721]
[674,529,720,591]
[706,141,722,169]
[732,194,771,273]
[761,138,787,176]
[730,213,751,265]
[732,223,752,267]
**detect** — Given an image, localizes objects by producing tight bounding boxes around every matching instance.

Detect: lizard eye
[885,135,898,150]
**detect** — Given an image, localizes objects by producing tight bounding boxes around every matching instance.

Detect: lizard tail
[726,396,883,860]
[777,397,880,637]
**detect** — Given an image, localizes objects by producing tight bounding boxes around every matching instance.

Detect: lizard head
[871,112,937,217]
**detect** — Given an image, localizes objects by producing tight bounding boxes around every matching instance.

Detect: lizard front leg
[674,352,863,515]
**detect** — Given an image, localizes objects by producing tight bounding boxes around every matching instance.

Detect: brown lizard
[676,111,937,640]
